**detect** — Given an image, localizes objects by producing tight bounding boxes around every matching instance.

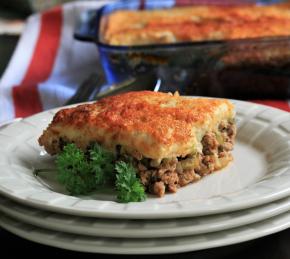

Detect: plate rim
[0,195,290,238]
[0,210,289,254]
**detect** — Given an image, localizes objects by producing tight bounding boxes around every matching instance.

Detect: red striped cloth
[12,7,62,118]
[0,0,289,124]
[0,1,108,123]
[251,100,290,112]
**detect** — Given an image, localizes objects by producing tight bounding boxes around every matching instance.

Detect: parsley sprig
[56,144,95,195]
[89,144,115,185]
[115,161,146,203]
[55,143,146,203]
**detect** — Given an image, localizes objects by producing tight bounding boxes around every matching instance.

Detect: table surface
[1,226,289,258]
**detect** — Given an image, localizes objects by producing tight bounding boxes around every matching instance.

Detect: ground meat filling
[55,120,236,197]
[135,120,236,197]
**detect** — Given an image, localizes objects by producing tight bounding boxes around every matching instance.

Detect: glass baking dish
[75,0,290,99]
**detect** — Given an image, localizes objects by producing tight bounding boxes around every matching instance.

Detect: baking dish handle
[74,9,100,42]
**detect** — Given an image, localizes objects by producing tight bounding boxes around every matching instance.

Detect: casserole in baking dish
[75,0,290,99]
[102,3,290,46]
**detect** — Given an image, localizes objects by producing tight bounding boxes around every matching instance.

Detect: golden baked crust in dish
[102,4,290,46]
[39,91,236,196]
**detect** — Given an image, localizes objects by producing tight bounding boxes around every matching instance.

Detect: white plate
[1,211,290,254]
[0,194,290,238]
[0,100,290,219]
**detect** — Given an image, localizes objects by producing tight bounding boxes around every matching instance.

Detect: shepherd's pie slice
[39,91,236,196]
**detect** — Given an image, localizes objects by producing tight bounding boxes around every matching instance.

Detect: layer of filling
[123,120,236,197]
[56,119,236,197]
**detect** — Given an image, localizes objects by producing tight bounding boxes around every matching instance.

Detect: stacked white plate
[0,99,290,254]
